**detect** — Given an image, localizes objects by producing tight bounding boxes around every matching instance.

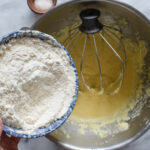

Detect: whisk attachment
[79,9,103,34]
[63,8,126,95]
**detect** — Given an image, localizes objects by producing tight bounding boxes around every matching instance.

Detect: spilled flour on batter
[0,37,76,132]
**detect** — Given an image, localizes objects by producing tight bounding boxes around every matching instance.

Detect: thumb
[0,119,3,136]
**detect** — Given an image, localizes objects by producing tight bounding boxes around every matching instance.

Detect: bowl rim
[1,30,79,139]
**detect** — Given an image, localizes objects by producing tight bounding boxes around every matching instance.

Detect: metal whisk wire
[99,31,126,94]
[103,28,126,93]
[80,35,89,89]
[92,34,104,94]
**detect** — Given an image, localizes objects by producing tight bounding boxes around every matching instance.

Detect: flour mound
[0,37,76,130]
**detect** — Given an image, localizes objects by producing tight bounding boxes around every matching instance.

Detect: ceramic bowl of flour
[0,30,78,138]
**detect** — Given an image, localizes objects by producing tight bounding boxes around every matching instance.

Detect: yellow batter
[52,24,147,137]
[64,32,145,118]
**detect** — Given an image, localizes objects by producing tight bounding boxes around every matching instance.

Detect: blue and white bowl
[1,30,79,138]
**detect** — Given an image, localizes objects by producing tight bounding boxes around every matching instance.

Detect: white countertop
[0,0,149,150]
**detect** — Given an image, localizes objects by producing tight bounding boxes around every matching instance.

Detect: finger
[0,119,3,136]
[1,132,20,150]
[2,132,20,143]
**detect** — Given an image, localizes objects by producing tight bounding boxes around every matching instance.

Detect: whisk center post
[79,9,103,34]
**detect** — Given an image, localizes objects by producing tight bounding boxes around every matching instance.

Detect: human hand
[0,120,20,150]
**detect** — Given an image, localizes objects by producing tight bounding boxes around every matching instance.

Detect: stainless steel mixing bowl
[31,0,150,149]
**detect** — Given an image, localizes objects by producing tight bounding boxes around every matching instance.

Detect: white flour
[0,37,76,131]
